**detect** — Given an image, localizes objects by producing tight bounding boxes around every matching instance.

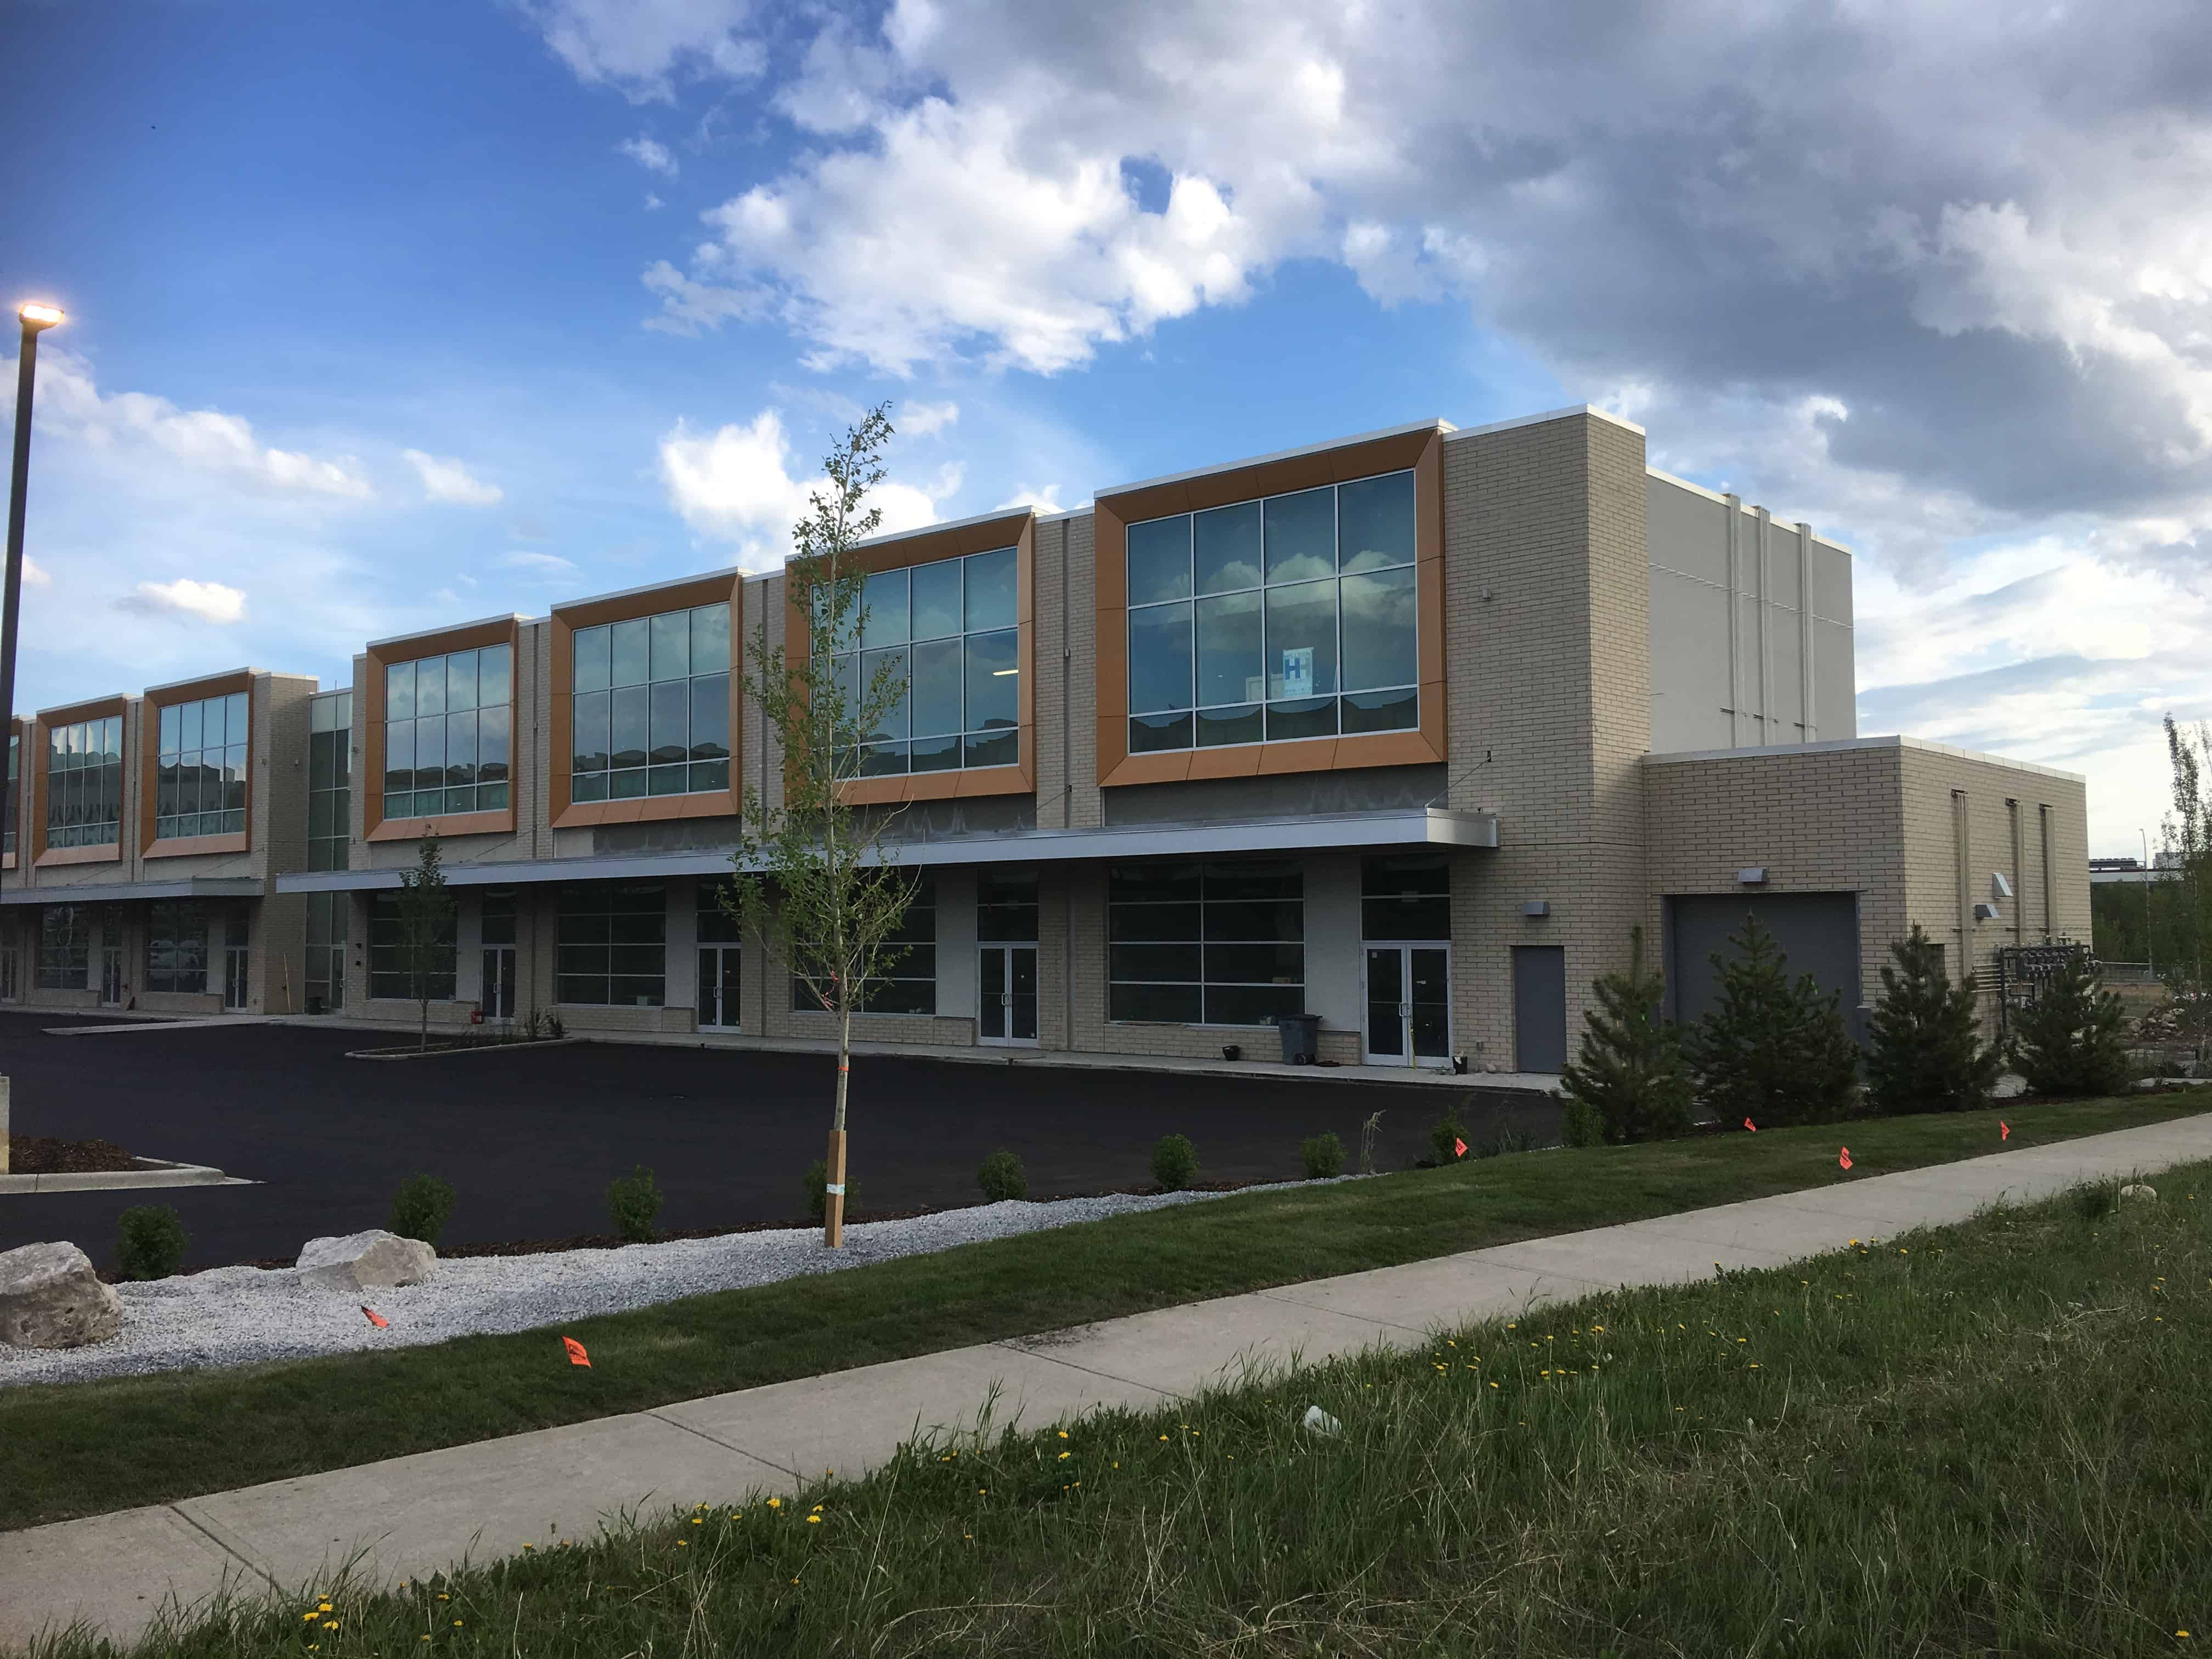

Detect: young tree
[1559,927,1695,1143]
[2162,715,2212,1070]
[396,830,455,1051]
[1684,913,1861,1126]
[727,407,919,1249]
[2010,950,2132,1098]
[1865,924,2001,1114]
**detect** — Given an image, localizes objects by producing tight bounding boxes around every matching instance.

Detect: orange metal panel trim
[35,842,122,867]
[366,808,515,844]
[145,831,249,860]
[548,573,745,834]
[29,694,128,866]
[781,511,1040,808]
[138,669,256,858]
[364,619,522,843]
[1093,427,1449,789]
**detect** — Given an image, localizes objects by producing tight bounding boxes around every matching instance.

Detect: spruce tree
[1685,913,1861,1126]
[2011,951,2132,1098]
[1559,927,1695,1143]
[1866,924,2001,1114]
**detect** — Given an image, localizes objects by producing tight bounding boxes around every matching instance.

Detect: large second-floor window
[45,715,122,849]
[834,548,1019,777]
[4,732,16,858]
[1125,470,1419,753]
[569,604,730,803]
[384,645,511,821]
[308,692,351,871]
[156,692,249,840]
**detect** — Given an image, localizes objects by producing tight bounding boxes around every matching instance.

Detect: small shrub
[1560,927,1696,1143]
[1152,1133,1199,1192]
[977,1150,1028,1203]
[1474,1127,1530,1159]
[1428,1105,1469,1165]
[1300,1132,1345,1180]
[2011,952,2132,1098]
[388,1173,457,1246]
[606,1164,663,1243]
[115,1204,189,1282]
[2072,1180,2118,1223]
[1561,1094,1605,1148]
[546,1012,567,1039]
[804,1159,857,1223]
[1866,924,2001,1115]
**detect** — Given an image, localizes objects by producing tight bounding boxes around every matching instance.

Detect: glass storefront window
[569,605,730,803]
[383,645,512,820]
[155,692,249,840]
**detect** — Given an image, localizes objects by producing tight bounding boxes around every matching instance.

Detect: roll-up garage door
[1664,893,1863,1034]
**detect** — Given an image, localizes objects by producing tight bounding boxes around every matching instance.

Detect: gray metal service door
[1512,945,1568,1074]
[1665,893,1861,1029]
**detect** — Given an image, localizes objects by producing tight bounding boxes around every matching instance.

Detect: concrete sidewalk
[7,1113,2210,1650]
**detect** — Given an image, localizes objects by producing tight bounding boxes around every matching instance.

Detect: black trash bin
[1275,1012,1321,1065]
[305,994,324,1017]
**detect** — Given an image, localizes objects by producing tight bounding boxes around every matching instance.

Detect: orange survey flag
[1838,1147,1853,1171]
[2000,1121,2011,1141]
[562,1336,591,1368]
[360,1306,388,1329]
[1453,1137,1468,1159]
[1743,1118,1757,1132]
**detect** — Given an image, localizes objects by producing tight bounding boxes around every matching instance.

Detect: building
[0,406,2091,1066]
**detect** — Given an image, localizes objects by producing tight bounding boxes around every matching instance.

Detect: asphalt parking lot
[0,1013,1560,1272]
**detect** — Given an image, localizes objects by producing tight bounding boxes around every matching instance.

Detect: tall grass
[47,1164,2212,1657]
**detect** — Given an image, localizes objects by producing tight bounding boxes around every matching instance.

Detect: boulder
[297,1229,437,1292]
[0,1242,123,1349]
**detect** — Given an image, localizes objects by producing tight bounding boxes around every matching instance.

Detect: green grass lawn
[41,1136,2212,1656]
[2,1092,2207,1538]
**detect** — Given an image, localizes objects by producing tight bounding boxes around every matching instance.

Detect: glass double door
[697,944,741,1029]
[100,943,124,1007]
[223,921,250,1011]
[1364,943,1451,1065]
[481,945,516,1021]
[979,944,1037,1045]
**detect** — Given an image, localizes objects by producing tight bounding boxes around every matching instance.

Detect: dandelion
[807,1515,822,1525]
[1058,1430,1068,1438]
[678,1539,688,1547]
[691,1517,702,1525]
[768,1498,781,1509]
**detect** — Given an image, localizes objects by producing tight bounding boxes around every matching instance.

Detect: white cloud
[641,260,769,335]
[117,579,246,624]
[619,134,678,176]
[901,399,958,437]
[515,0,763,101]
[21,555,49,588]
[499,550,577,576]
[402,449,504,507]
[645,191,665,211]
[27,349,373,500]
[996,484,1063,513]
[658,407,951,561]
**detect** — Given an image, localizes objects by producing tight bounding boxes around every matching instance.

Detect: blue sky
[5,0,2210,853]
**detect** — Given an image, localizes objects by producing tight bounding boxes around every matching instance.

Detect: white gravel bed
[1,1182,1315,1389]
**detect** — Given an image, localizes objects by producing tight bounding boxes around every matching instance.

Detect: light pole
[3,301,64,860]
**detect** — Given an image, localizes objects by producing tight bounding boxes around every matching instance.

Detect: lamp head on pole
[17,304,63,332]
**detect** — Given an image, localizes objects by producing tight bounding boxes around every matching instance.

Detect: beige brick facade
[1,404,2097,1071]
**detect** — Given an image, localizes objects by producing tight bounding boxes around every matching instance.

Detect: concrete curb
[343,1036,586,1062]
[0,1157,246,1195]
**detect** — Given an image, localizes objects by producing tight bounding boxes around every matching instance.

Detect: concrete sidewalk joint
[5,1112,2209,1651]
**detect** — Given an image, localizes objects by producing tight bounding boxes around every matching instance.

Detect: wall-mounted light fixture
[1991,871,2013,900]
[1521,900,1549,918]
[1973,901,2000,921]
[1736,867,1768,885]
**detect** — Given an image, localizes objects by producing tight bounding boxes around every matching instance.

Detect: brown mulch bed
[7,1135,141,1175]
